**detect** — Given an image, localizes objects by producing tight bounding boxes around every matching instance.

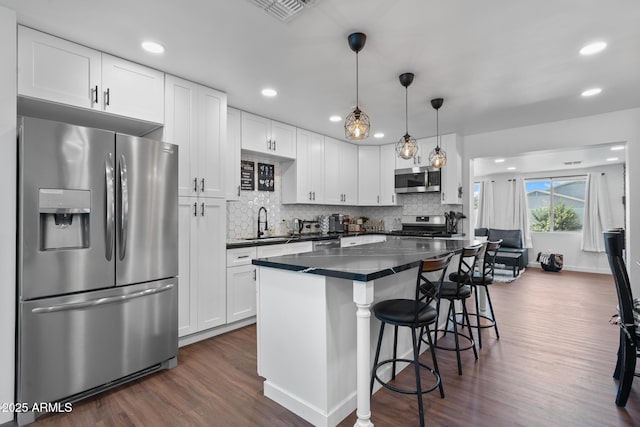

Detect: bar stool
[370,253,453,427]
[465,239,502,348]
[431,244,482,375]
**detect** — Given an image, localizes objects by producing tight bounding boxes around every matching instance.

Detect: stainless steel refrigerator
[17,116,178,424]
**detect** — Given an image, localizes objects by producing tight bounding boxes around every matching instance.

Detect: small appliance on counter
[387,214,461,237]
[329,214,344,233]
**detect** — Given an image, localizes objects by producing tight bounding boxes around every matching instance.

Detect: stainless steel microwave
[394,166,441,193]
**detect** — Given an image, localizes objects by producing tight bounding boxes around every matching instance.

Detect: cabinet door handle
[104,88,110,106]
[201,178,205,192]
[201,202,205,216]
[253,270,257,281]
[92,85,98,104]
[267,139,272,150]
[377,195,379,204]
[273,140,276,151]
[237,185,241,197]
[392,194,395,204]
[309,191,312,201]
[441,192,444,201]
[237,255,249,259]
[193,178,198,193]
[313,191,316,201]
[193,203,197,217]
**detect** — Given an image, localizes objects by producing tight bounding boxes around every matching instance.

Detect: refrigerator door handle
[119,154,129,260]
[31,283,175,313]
[105,153,115,261]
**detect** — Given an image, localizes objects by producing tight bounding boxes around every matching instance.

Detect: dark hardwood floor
[17,268,640,426]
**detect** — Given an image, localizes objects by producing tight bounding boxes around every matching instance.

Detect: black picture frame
[240,160,255,191]
[258,162,275,192]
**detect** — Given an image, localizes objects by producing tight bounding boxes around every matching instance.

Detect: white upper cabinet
[164,74,227,198]
[358,144,397,206]
[18,26,164,124]
[241,112,296,159]
[380,144,397,206]
[358,145,380,205]
[438,133,463,205]
[225,107,241,200]
[18,26,101,110]
[282,128,325,204]
[101,54,164,123]
[324,137,358,205]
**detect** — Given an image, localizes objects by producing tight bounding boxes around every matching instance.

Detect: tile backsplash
[226,154,461,239]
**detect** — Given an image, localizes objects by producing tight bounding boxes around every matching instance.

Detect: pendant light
[396,72,418,159]
[429,97,447,168]
[344,32,370,140]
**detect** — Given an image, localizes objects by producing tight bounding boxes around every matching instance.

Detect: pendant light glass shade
[397,133,418,159]
[345,107,370,140]
[344,32,370,141]
[429,97,447,168]
[396,72,417,159]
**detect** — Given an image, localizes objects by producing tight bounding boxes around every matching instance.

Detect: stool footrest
[372,358,441,396]
[431,329,476,351]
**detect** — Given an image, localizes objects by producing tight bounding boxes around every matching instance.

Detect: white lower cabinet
[226,247,257,323]
[178,197,226,338]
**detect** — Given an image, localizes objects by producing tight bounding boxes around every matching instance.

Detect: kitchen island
[253,237,473,427]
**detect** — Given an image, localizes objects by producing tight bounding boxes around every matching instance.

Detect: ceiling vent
[249,0,318,22]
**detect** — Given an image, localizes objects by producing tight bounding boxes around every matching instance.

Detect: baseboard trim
[179,317,256,348]
[526,264,611,275]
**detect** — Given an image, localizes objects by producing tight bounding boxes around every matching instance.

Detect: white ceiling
[473,142,626,177]
[2,0,640,147]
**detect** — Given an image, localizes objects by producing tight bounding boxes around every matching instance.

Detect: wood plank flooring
[13,268,640,427]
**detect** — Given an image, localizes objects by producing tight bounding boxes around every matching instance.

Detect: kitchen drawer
[340,235,387,248]
[227,247,257,267]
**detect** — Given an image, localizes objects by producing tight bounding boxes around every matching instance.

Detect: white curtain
[506,178,532,248]
[581,173,612,252]
[475,179,495,228]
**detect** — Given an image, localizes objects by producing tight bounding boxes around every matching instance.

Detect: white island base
[256,266,438,427]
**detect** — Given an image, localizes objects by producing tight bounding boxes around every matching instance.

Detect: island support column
[353,279,375,427]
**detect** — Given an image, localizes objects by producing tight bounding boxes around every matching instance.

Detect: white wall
[476,164,624,274]
[463,108,640,294]
[0,5,16,424]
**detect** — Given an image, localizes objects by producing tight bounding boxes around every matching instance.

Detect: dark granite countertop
[252,237,474,282]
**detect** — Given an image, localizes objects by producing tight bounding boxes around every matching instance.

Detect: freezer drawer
[17,279,178,406]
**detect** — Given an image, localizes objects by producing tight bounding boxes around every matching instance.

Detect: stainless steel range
[389,215,460,237]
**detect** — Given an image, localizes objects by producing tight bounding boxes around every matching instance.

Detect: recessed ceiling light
[610,145,625,151]
[494,158,505,163]
[581,87,602,97]
[373,132,384,138]
[261,88,277,97]
[579,41,607,56]
[329,115,342,122]
[141,41,165,54]
[606,157,619,162]
[507,167,516,171]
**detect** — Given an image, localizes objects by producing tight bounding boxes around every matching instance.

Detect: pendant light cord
[436,108,440,149]
[405,86,408,134]
[355,53,359,107]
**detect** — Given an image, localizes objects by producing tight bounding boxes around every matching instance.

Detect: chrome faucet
[257,206,268,238]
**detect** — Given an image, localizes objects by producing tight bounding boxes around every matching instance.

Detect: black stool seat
[439,281,472,298]
[371,254,453,427]
[374,300,437,325]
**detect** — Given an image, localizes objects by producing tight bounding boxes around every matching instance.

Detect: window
[472,182,481,227]
[525,176,587,232]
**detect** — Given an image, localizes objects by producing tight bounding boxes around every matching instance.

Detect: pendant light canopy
[396,72,418,160]
[429,97,447,169]
[344,32,370,140]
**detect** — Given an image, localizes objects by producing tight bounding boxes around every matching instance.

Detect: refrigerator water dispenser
[39,189,90,250]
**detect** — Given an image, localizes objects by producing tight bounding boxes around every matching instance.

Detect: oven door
[394,166,440,193]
